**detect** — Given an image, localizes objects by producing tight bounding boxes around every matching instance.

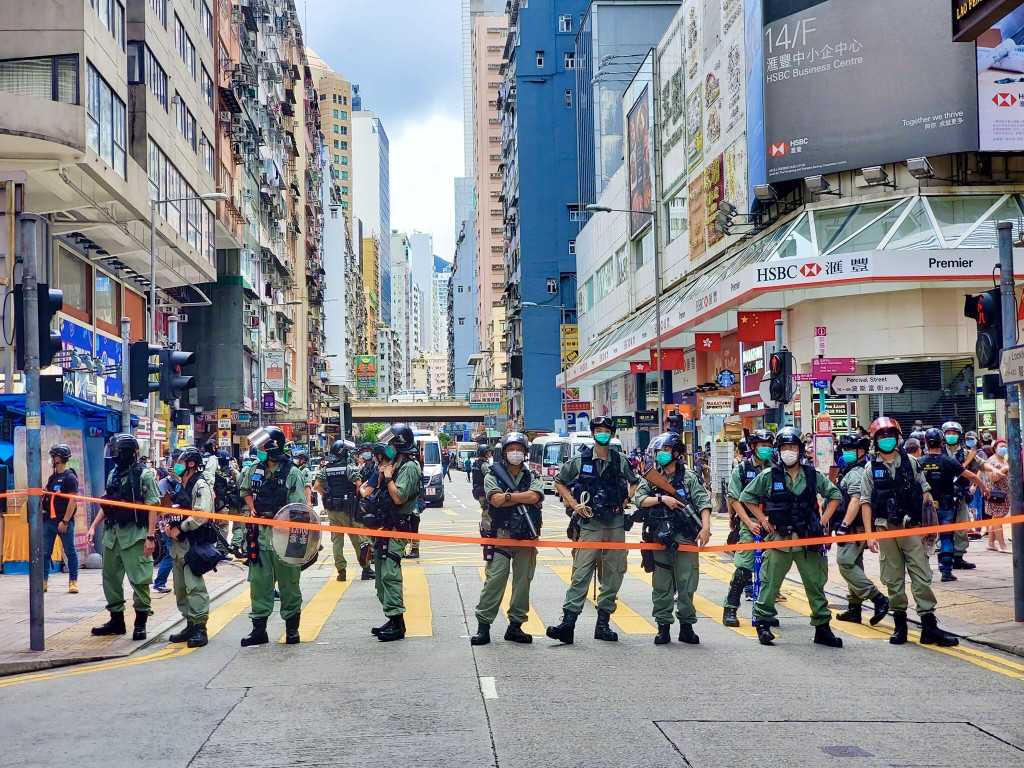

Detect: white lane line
[480,676,498,700]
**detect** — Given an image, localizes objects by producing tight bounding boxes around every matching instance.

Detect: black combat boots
[678,624,700,645]
[869,592,891,625]
[504,622,532,644]
[378,614,406,642]
[723,606,740,627]
[920,612,959,647]
[470,621,491,646]
[813,622,843,648]
[91,611,127,636]
[284,613,301,644]
[594,609,618,642]
[132,610,148,641]
[889,610,909,645]
[361,566,375,581]
[240,617,269,647]
[168,621,195,643]
[835,603,862,624]
[545,610,578,644]
[654,623,671,645]
[723,569,750,628]
[756,620,775,646]
[187,623,208,648]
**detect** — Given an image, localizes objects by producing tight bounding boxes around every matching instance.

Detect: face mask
[965,439,976,448]
[755,446,773,461]
[243,460,253,468]
[384,446,397,460]
[656,451,674,467]
[506,450,525,465]
[779,450,799,466]
[362,451,372,460]
[997,446,1009,456]
[842,451,857,464]
[983,433,992,440]
[593,432,611,446]
[173,463,185,477]
[256,450,268,462]
[877,437,898,453]
[945,434,959,446]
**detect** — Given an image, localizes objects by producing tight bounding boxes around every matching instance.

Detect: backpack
[213,468,230,511]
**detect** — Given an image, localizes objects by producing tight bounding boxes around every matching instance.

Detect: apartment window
[341,126,347,135]
[457,286,463,293]
[200,0,213,41]
[175,16,196,78]
[94,270,118,327]
[341,185,348,195]
[569,239,576,255]
[568,206,582,222]
[546,278,558,294]
[91,0,126,50]
[333,139,338,148]
[175,93,196,150]
[333,154,339,163]
[564,89,572,108]
[201,134,214,175]
[564,51,576,69]
[320,93,326,101]
[559,13,573,32]
[340,141,348,149]
[145,46,168,109]
[200,66,214,109]
[332,94,337,103]
[147,136,215,263]
[340,110,347,119]
[458,317,465,325]
[0,55,78,104]
[87,64,126,178]
[536,51,544,68]
[340,156,348,165]
[341,201,348,209]
[340,171,348,180]
[343,95,347,104]
[333,108,338,118]
[150,0,167,26]
[56,246,89,317]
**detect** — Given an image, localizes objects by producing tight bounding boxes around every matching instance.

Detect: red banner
[650,348,686,371]
[737,311,781,343]
[630,360,653,374]
[695,333,721,351]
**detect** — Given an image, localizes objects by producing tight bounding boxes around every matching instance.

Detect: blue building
[501,0,589,431]
[449,221,479,398]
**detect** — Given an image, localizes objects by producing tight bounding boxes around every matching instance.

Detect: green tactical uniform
[230,463,254,551]
[856,453,937,616]
[169,475,214,624]
[102,467,161,615]
[723,457,770,610]
[375,457,421,617]
[315,461,369,572]
[475,465,543,626]
[836,462,880,607]
[239,461,307,620]
[945,445,983,558]
[635,467,711,626]
[555,451,639,615]
[739,466,841,626]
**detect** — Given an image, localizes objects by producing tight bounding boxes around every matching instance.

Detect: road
[2,473,1023,767]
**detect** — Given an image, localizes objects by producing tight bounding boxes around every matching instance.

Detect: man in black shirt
[42,444,81,593]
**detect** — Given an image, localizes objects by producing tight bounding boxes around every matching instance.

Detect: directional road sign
[811,357,857,376]
[831,374,903,395]
[999,344,1024,385]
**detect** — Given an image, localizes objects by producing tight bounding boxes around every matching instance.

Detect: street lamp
[585,203,665,431]
[148,191,227,450]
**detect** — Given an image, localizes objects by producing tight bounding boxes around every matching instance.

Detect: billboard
[626,87,654,235]
[657,17,687,195]
[977,5,1024,150]
[263,349,286,391]
[354,355,377,390]
[763,0,979,183]
[560,324,579,371]
[954,0,1024,41]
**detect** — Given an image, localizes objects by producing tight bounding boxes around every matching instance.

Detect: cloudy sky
[305,0,463,262]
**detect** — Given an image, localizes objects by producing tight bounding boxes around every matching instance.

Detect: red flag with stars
[737,311,781,343]
[650,348,686,371]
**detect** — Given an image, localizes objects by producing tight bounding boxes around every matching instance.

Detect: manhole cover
[822,746,873,758]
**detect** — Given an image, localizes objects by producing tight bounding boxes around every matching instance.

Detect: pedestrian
[983,439,1011,552]
[942,421,988,570]
[546,416,639,645]
[464,453,473,481]
[634,431,711,645]
[831,434,890,625]
[314,439,372,582]
[163,447,215,648]
[153,462,180,593]
[470,432,542,646]
[41,444,80,594]
[88,433,161,641]
[441,449,452,482]
[238,426,307,646]
[904,437,922,461]
[855,419,959,646]
[737,428,844,648]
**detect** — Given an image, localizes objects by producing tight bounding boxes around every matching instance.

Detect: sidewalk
[0,558,248,676]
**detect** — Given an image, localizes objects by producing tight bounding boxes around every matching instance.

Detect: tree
[361,422,385,443]
[438,432,453,449]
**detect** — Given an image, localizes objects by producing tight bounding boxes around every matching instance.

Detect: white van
[527,434,570,493]
[413,430,444,506]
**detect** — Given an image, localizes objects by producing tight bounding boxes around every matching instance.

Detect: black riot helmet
[108,433,140,467]
[749,429,774,446]
[775,429,802,449]
[49,444,72,461]
[179,447,204,472]
[249,426,288,461]
[650,431,685,457]
[476,443,492,457]
[590,415,616,434]
[216,449,231,469]
[330,440,347,459]
[384,424,418,455]
[924,427,944,449]
[839,433,870,452]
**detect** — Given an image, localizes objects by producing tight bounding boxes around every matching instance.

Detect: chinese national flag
[695,333,721,351]
[629,360,652,374]
[650,348,686,371]
[737,310,781,343]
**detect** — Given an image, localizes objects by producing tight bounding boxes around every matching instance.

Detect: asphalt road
[2,473,1023,768]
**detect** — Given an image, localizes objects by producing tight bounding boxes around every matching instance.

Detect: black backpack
[213,469,229,511]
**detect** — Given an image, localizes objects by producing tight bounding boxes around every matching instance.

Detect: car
[414,430,445,506]
[389,389,428,403]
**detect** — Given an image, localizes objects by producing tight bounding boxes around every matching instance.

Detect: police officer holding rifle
[315,439,372,582]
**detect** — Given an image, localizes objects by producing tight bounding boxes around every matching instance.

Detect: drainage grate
[58,605,105,614]
[821,746,873,758]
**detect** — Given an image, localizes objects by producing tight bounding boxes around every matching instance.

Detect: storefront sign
[703,396,736,414]
[262,392,276,412]
[1000,342,1024,383]
[264,350,286,391]
[815,413,833,434]
[469,390,501,405]
[561,324,579,371]
[565,400,592,412]
[635,410,659,427]
[976,5,1024,151]
[812,358,857,376]
[741,342,767,397]
[613,415,635,430]
[354,355,377,391]
[626,87,654,235]
[814,326,827,356]
[953,0,1024,41]
[831,374,903,395]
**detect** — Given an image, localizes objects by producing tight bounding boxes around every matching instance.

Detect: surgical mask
[983,433,992,441]
[842,451,857,465]
[877,437,898,453]
[945,434,959,446]
[362,451,372,460]
[243,460,253,468]
[173,463,185,477]
[780,449,799,466]
[997,446,1009,456]
[256,450,268,462]
[965,439,976,448]
[656,451,674,467]
[384,446,397,460]
[755,446,773,461]
[505,450,525,465]
[593,432,611,446]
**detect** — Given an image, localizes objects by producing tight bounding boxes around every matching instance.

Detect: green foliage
[361,422,385,443]
[438,432,453,449]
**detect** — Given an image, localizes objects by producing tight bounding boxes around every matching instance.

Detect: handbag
[989,489,1008,503]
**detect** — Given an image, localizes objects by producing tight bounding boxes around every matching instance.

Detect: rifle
[641,466,705,538]
[489,461,539,539]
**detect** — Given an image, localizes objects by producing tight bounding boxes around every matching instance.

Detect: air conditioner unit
[267,329,277,341]
[219,110,231,123]
[231,7,242,24]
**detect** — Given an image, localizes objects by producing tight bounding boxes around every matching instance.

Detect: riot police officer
[292,447,313,504]
[634,432,711,645]
[357,442,376,484]
[87,433,161,641]
[547,416,639,644]
[722,428,774,627]
[164,447,215,648]
[471,443,492,512]
[737,429,844,648]
[42,444,80,594]
[832,434,890,625]
[470,432,543,646]
[229,450,258,557]
[315,439,372,582]
[855,418,958,646]
[918,428,987,582]
[942,421,988,570]
[238,426,308,646]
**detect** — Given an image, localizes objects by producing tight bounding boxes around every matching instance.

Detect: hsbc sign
[755,264,802,283]
[993,93,1019,107]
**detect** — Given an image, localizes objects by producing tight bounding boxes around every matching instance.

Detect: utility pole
[168,315,178,449]
[5,180,15,393]
[149,205,158,459]
[120,317,131,433]
[21,214,46,651]
[997,221,1024,621]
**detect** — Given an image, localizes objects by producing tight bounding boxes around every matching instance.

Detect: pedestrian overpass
[348,399,499,423]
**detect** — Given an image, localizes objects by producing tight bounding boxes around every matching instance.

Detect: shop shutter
[870,358,976,430]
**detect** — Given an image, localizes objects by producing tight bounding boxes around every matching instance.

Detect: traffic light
[159,347,196,404]
[768,347,792,403]
[14,283,64,370]
[129,342,161,400]
[964,289,1002,369]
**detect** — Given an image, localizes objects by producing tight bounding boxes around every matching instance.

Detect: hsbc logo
[756,263,824,283]
[994,93,1018,107]
[799,263,821,277]
[770,142,788,157]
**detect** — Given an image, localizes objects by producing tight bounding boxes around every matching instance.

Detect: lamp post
[585,203,665,431]
[149,192,226,451]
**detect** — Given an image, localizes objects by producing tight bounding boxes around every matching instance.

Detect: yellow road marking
[278,577,351,643]
[477,567,546,635]
[442,508,458,516]
[549,565,656,635]
[402,567,432,637]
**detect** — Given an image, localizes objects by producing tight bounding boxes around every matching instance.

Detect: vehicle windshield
[543,443,564,466]
[422,443,441,465]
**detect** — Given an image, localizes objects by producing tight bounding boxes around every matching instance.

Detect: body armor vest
[103,463,148,527]
[869,451,924,526]
[253,460,292,517]
[571,448,627,521]
[323,460,356,512]
[763,464,820,531]
[836,458,867,531]
[486,466,542,539]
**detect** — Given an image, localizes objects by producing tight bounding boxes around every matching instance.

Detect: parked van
[527,432,625,493]
[413,430,444,506]
[456,441,478,475]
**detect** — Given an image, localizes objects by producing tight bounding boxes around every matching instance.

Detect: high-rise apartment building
[410,284,423,365]
[432,267,452,357]
[409,232,434,355]
[390,230,412,389]
[307,50,354,219]
[352,110,391,328]
[449,221,479,397]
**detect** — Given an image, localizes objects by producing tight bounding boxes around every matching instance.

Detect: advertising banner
[954,0,1024,41]
[469,390,501,405]
[763,0,979,183]
[977,6,1024,150]
[264,350,286,391]
[627,87,654,235]
[560,324,579,371]
[354,355,377,390]
[658,16,688,195]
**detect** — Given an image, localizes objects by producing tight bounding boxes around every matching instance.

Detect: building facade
[409,231,434,355]
[390,229,412,389]
[449,221,480,397]
[352,110,391,328]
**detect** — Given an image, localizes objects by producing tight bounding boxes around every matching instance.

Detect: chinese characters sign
[354,355,377,390]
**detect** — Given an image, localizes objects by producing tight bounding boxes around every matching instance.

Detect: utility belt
[324,492,357,514]
[880,497,922,528]
[953,483,971,504]
[492,505,542,541]
[166,514,218,545]
[771,515,826,551]
[103,504,146,528]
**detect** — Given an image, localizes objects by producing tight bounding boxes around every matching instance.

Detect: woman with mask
[983,439,1011,552]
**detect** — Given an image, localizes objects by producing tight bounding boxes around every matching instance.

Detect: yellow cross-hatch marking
[548,564,656,635]
[279,576,351,643]
[402,566,432,636]
[442,508,458,516]
[477,567,546,635]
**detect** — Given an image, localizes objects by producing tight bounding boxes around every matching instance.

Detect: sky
[305,0,463,263]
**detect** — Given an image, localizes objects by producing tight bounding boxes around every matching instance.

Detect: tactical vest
[738,459,761,491]
[869,451,924,525]
[572,448,627,519]
[359,462,375,483]
[252,460,292,517]
[952,447,972,498]
[487,466,542,539]
[103,463,148,527]
[836,458,867,528]
[643,467,701,542]
[323,460,357,511]
[471,458,486,499]
[763,464,820,530]
[919,453,954,507]
[43,468,76,519]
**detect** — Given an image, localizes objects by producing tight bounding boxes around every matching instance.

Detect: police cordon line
[30,416,996,650]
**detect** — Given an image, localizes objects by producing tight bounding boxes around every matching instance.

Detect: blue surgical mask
[997,446,1009,456]
[656,451,674,467]
[594,432,612,446]
[877,437,898,453]
[965,439,977,448]
[256,450,268,462]
[362,451,372,460]
[173,463,185,476]
[755,446,773,461]
[842,451,857,464]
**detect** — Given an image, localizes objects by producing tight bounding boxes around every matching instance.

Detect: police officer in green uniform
[856,417,959,646]
[292,447,313,505]
[470,432,543,646]
[547,416,639,645]
[472,443,494,563]
[164,447,215,648]
[722,429,774,627]
[229,451,258,556]
[832,433,890,625]
[238,426,307,646]
[87,433,161,641]
[315,439,372,582]
[942,421,987,571]
[367,425,422,642]
[634,432,711,645]
[738,428,844,648]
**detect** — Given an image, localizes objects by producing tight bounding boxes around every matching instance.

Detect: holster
[245,523,261,566]
[640,548,655,573]
[480,522,496,562]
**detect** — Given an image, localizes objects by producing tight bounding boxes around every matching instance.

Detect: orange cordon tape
[5,487,1020,554]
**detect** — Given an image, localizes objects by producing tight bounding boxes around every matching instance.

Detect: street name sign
[999,344,1024,385]
[831,374,903,395]
[811,357,856,376]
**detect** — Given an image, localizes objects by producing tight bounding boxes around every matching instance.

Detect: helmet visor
[248,427,274,450]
